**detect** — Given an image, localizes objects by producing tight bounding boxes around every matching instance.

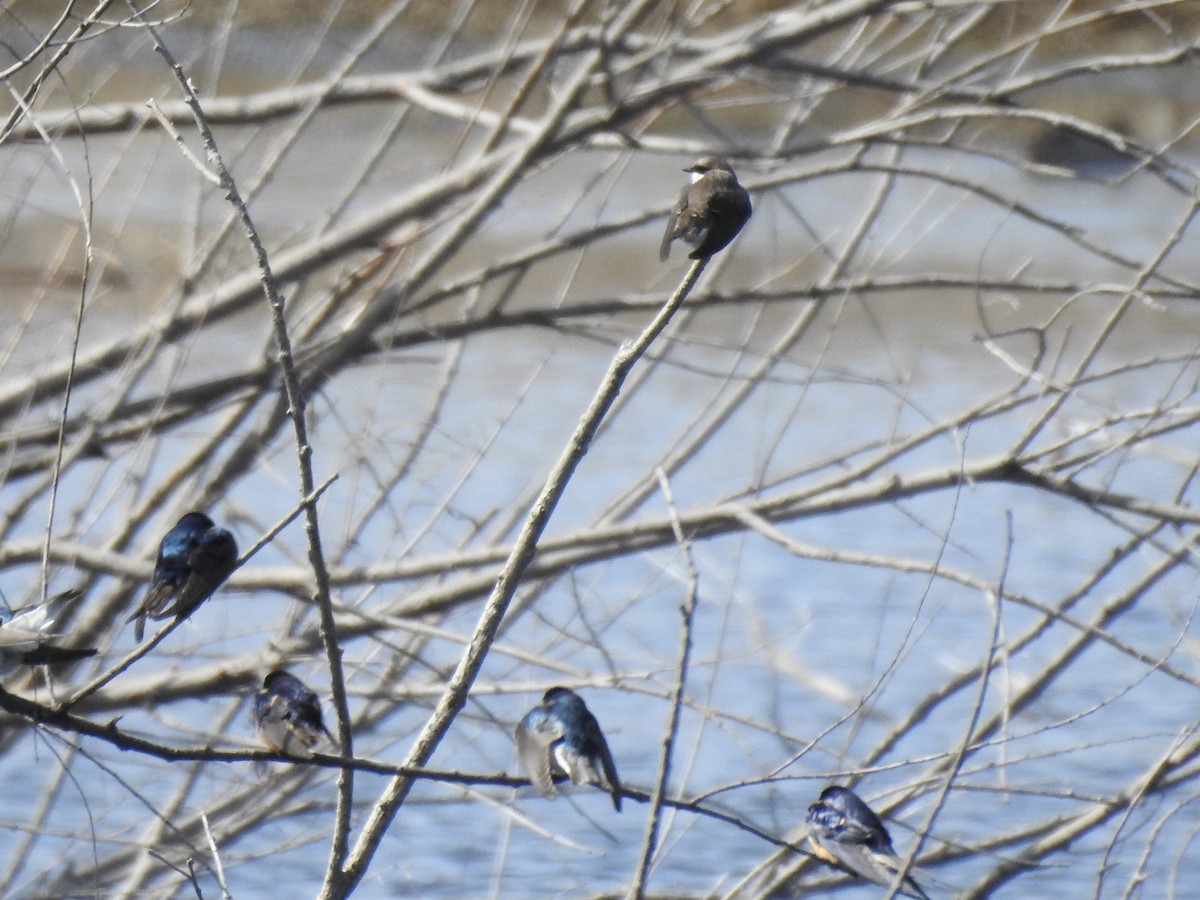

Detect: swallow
[128,511,238,641]
[659,156,752,262]
[0,589,98,677]
[806,785,929,899]
[253,670,333,756]
[514,686,621,811]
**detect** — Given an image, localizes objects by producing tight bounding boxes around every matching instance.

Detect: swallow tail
[811,837,929,900]
[596,740,622,812]
[884,862,930,900]
[22,644,98,666]
[854,848,929,900]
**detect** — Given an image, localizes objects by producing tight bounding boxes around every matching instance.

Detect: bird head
[685,156,734,182]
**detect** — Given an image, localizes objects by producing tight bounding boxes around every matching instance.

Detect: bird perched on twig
[514,686,622,811]
[128,511,238,641]
[253,670,333,757]
[659,156,752,262]
[0,589,97,677]
[806,785,930,899]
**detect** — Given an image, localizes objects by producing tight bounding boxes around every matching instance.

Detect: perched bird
[659,156,752,261]
[806,785,929,900]
[253,670,333,756]
[514,686,622,811]
[0,589,97,677]
[128,511,238,641]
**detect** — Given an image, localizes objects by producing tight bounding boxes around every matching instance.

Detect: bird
[128,511,238,641]
[514,686,622,811]
[806,785,929,899]
[659,155,752,262]
[253,670,333,757]
[0,589,98,677]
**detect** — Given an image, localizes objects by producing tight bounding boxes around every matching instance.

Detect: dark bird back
[254,670,332,756]
[660,156,752,261]
[514,686,622,811]
[806,786,929,900]
[130,511,239,640]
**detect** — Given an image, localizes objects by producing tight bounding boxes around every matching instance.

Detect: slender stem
[127,1,354,877]
[628,469,700,899]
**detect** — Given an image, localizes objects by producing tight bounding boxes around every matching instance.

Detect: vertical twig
[4,85,94,604]
[884,510,1013,900]
[201,810,233,900]
[627,468,700,899]
[126,1,353,880]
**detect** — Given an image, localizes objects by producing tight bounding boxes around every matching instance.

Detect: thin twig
[127,1,355,878]
[200,811,233,900]
[627,469,701,899]
[3,85,95,608]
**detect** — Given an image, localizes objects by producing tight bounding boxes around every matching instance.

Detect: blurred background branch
[3,0,1200,896]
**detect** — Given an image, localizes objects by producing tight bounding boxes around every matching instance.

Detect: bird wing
[588,718,622,812]
[168,576,215,620]
[514,710,562,799]
[659,187,689,261]
[255,691,298,754]
[6,589,82,636]
[5,588,84,638]
[127,580,177,641]
[163,529,239,620]
[0,595,94,668]
[814,836,883,884]
[128,523,205,639]
[285,689,330,748]
[834,814,882,847]
[279,718,321,755]
[0,625,56,651]
[811,833,928,900]
[298,690,335,743]
[854,846,929,900]
[132,580,177,620]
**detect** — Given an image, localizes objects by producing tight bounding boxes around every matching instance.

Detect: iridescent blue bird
[514,686,621,811]
[253,670,333,757]
[128,511,238,641]
[806,785,929,900]
[0,589,97,677]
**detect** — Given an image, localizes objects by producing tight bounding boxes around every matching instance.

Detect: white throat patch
[690,170,705,184]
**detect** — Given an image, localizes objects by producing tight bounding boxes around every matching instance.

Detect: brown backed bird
[660,156,752,261]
